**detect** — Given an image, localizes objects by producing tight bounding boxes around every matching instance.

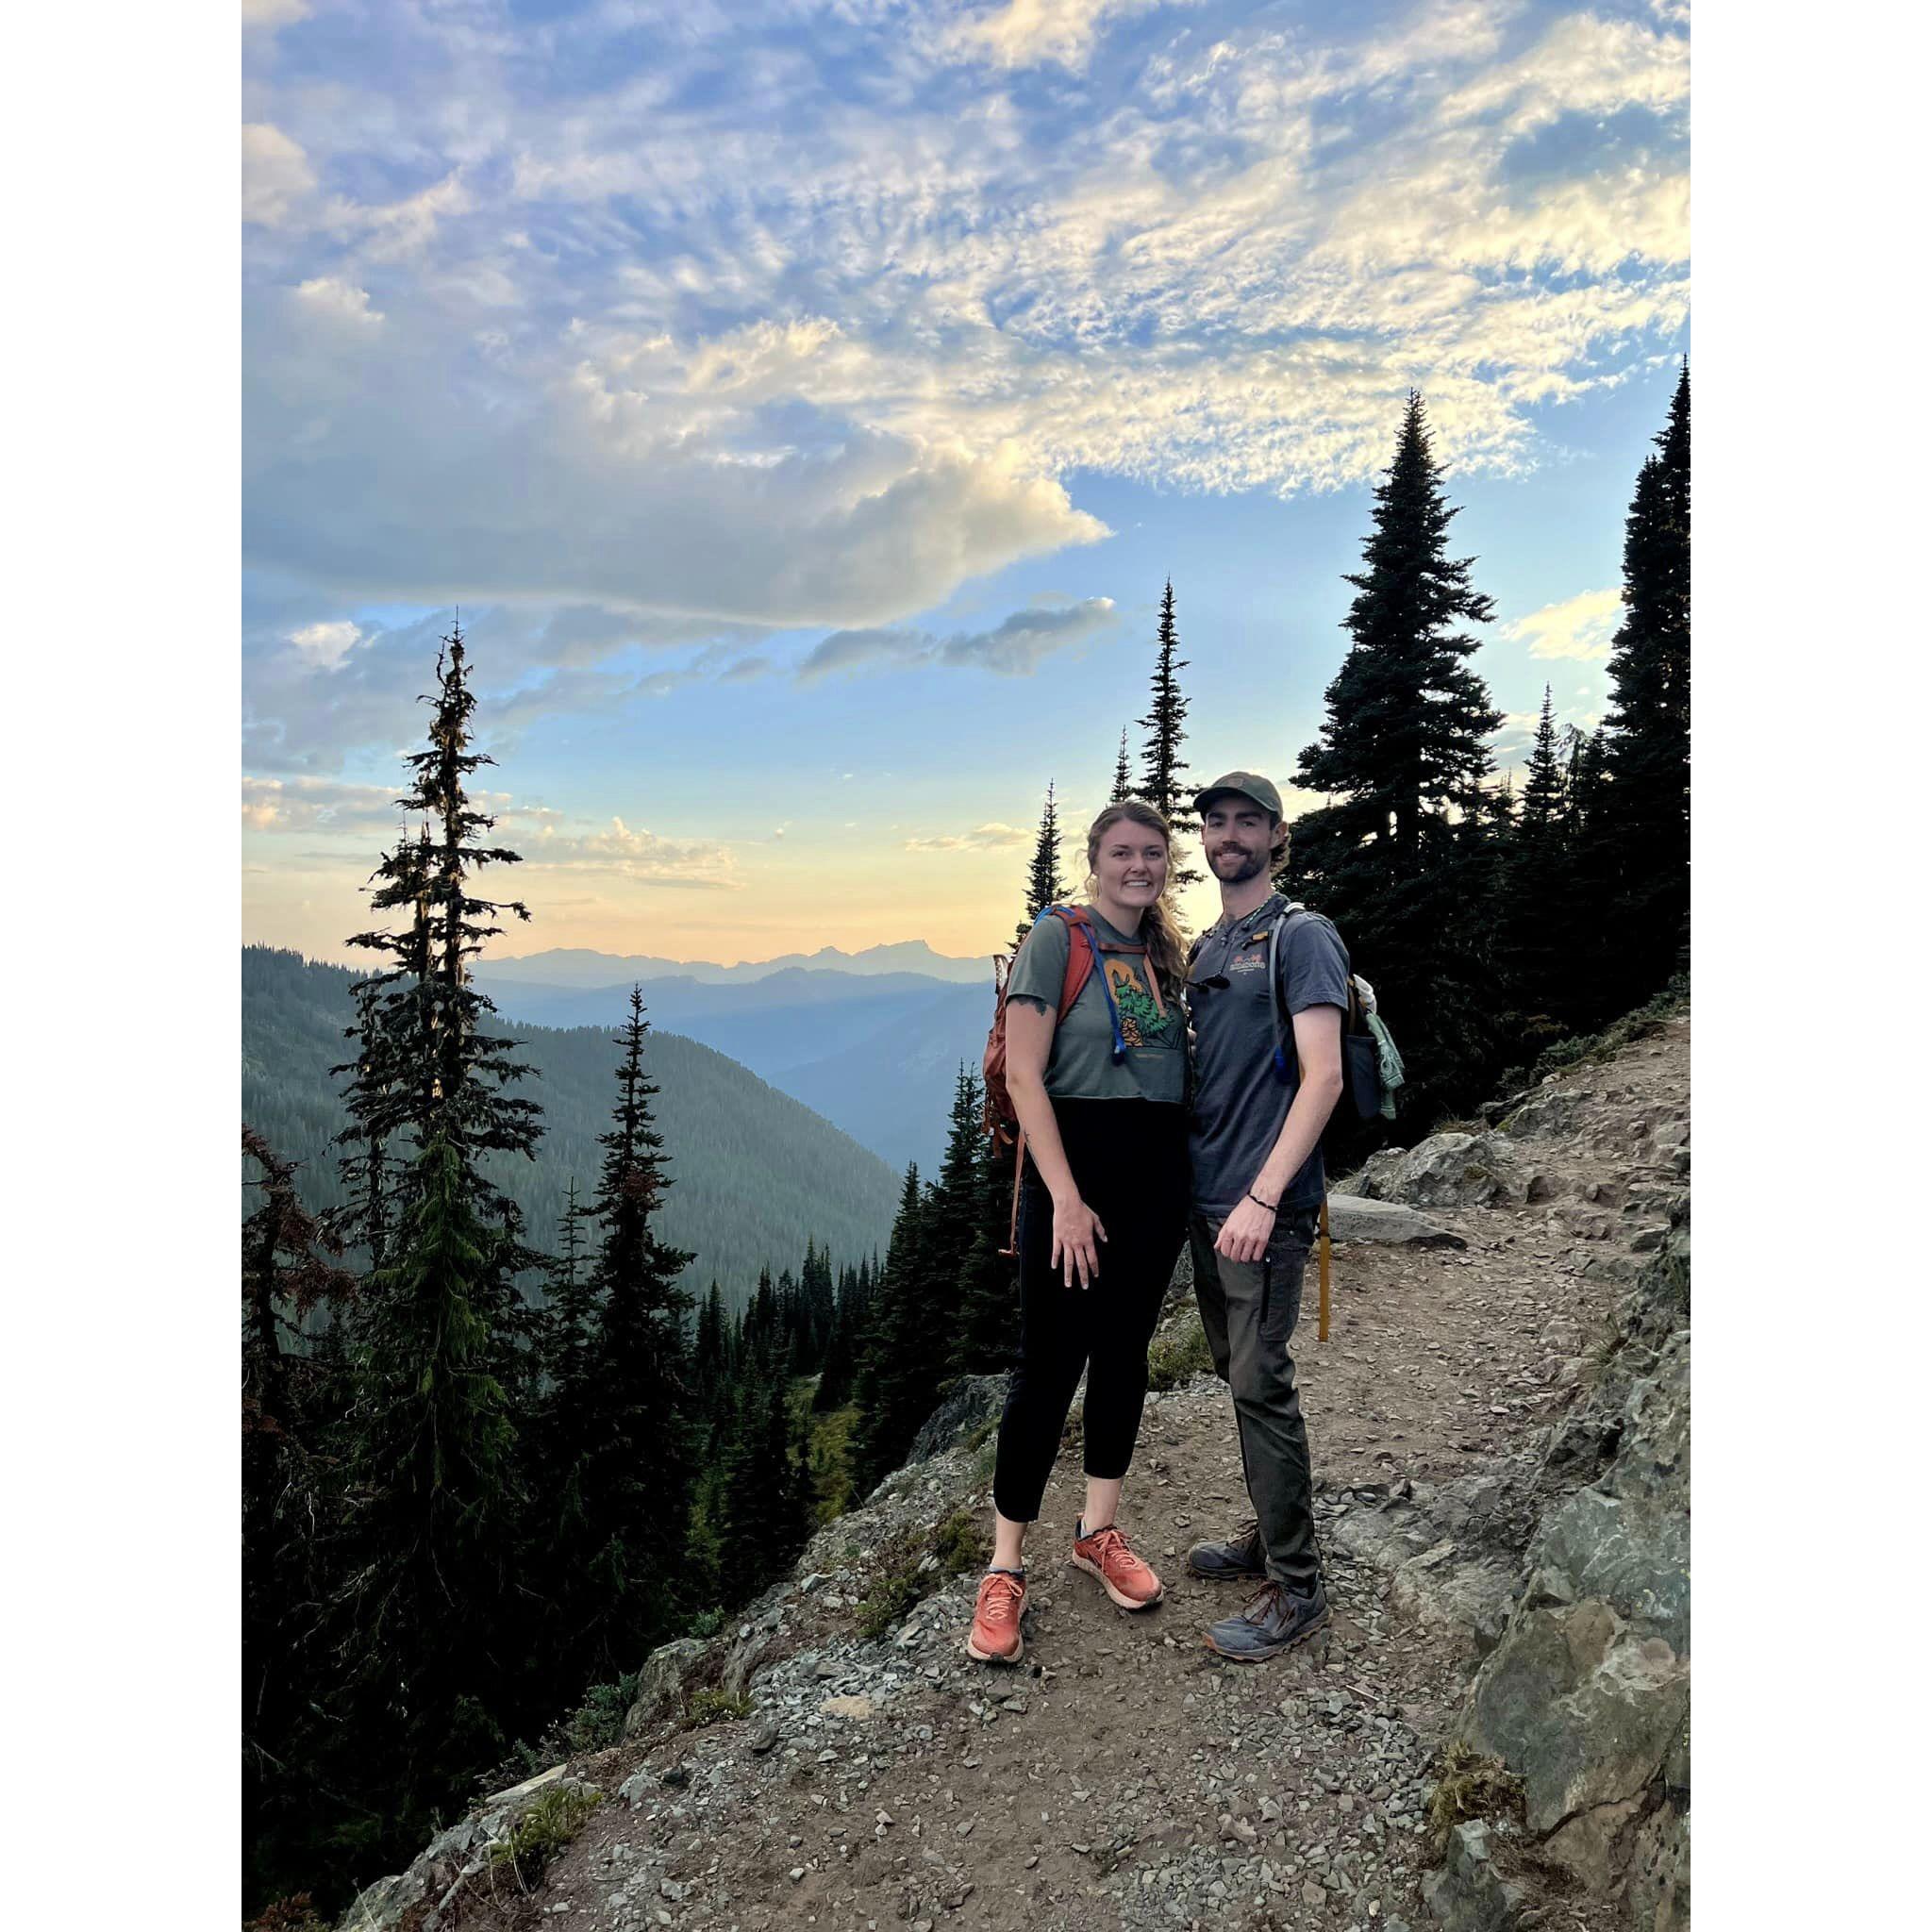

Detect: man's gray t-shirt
[1187,895,1351,1217]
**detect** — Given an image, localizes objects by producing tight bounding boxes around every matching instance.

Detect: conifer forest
[243,375,1689,1917]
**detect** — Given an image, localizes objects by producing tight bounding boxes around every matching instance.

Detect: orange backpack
[980,905,1145,1255]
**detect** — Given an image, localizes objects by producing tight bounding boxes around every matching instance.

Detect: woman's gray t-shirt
[1006,907,1187,1106]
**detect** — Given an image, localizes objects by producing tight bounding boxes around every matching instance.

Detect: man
[1182,773,1349,1662]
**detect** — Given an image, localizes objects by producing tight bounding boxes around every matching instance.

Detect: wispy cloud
[1503,587,1623,661]
[904,823,1033,852]
[797,596,1119,682]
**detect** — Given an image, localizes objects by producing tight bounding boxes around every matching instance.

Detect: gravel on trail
[429,1019,1689,1932]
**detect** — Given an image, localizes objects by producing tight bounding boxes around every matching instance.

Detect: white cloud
[242,124,314,227]
[1504,587,1624,661]
[943,0,1194,74]
[904,823,1032,852]
[288,618,366,668]
[293,278,383,329]
[242,0,309,25]
[242,775,409,833]
[523,816,739,888]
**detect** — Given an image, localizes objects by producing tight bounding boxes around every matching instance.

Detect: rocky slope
[336,1010,1690,1932]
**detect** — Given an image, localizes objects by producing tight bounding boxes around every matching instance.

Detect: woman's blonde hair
[1084,799,1189,997]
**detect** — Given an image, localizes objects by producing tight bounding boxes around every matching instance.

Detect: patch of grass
[809,1402,862,1524]
[1146,1314,1214,1392]
[488,1783,602,1892]
[683,1686,754,1728]
[1426,1743,1526,1854]
[963,1413,999,1454]
[854,1507,989,1640]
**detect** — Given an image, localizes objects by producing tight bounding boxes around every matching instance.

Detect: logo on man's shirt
[1227,943,1269,975]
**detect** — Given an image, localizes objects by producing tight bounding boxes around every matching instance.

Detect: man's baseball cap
[1191,770,1283,819]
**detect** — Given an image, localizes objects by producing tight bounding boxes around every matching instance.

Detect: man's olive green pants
[1189,1204,1324,1595]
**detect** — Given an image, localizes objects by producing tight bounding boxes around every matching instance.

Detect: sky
[242,0,1690,966]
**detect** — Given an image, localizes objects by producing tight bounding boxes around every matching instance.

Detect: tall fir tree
[949,1104,1021,1376]
[1138,579,1201,887]
[1108,728,1134,805]
[333,1128,529,1856]
[1283,391,1505,1123]
[242,1129,355,1910]
[1495,689,1574,1035]
[850,1163,941,1491]
[548,986,700,1681]
[344,622,543,1234]
[1601,363,1690,1007]
[1014,782,1069,948]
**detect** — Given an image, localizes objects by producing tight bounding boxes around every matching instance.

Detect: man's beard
[1211,845,1269,883]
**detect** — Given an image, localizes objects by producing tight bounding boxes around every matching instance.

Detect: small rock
[747,1718,780,1755]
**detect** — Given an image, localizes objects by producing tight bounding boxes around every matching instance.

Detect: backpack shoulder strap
[1045,905,1099,1021]
[1045,903,1127,1060]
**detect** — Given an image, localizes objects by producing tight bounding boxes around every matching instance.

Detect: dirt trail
[454,1017,1689,1932]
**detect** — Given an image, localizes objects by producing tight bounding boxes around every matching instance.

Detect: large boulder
[1354,1132,1533,1209]
[1448,1209,1691,1920]
[905,1374,1008,1463]
[1324,1192,1465,1247]
[622,1636,711,1740]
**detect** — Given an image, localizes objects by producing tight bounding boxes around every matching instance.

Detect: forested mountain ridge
[242,945,901,1305]
[473,966,993,1174]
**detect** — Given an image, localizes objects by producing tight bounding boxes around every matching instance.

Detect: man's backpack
[980,904,1146,1254]
[1262,904,1398,1168]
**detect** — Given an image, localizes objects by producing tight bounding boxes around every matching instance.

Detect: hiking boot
[1203,1579,1329,1663]
[1185,1517,1265,1581]
[965,1569,1027,1664]
[1070,1521,1164,1610]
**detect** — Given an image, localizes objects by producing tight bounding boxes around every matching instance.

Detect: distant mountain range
[482,940,991,988]
[242,947,904,1306]
[472,957,996,1176]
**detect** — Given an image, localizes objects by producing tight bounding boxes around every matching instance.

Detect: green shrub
[683,1686,753,1728]
[855,1507,988,1639]
[488,1783,602,1891]
[1146,1315,1214,1392]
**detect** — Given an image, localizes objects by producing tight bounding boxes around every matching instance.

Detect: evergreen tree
[1282,391,1504,1123]
[242,1129,354,1911]
[850,1164,941,1491]
[333,1128,527,1851]
[1491,689,1577,1037]
[950,1107,1021,1376]
[1601,363,1690,1006]
[1108,728,1134,805]
[344,623,543,1230]
[549,986,699,1680]
[1015,782,1069,949]
[1557,724,1623,1032]
[328,975,399,1274]
[1138,579,1201,887]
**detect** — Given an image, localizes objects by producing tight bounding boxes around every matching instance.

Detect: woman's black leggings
[991,1097,1191,1524]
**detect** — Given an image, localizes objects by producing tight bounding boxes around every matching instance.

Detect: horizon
[243,0,1689,964]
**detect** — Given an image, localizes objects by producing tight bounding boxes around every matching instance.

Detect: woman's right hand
[1051,1193,1108,1291]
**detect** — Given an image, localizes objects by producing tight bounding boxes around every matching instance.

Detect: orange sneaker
[965,1569,1027,1663]
[1071,1521,1164,1609]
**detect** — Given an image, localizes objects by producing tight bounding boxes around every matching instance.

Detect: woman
[966,799,1192,1665]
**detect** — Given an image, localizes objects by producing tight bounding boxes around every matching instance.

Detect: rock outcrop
[1444,1199,1690,1931]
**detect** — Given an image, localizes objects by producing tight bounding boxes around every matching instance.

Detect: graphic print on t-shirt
[1106,956,1181,1048]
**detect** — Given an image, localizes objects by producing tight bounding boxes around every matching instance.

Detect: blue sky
[242,0,1690,963]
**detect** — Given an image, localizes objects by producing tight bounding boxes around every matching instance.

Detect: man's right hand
[1051,1194,1108,1290]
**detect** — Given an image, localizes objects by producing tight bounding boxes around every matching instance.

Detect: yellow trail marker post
[1318,1194,1332,1341]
